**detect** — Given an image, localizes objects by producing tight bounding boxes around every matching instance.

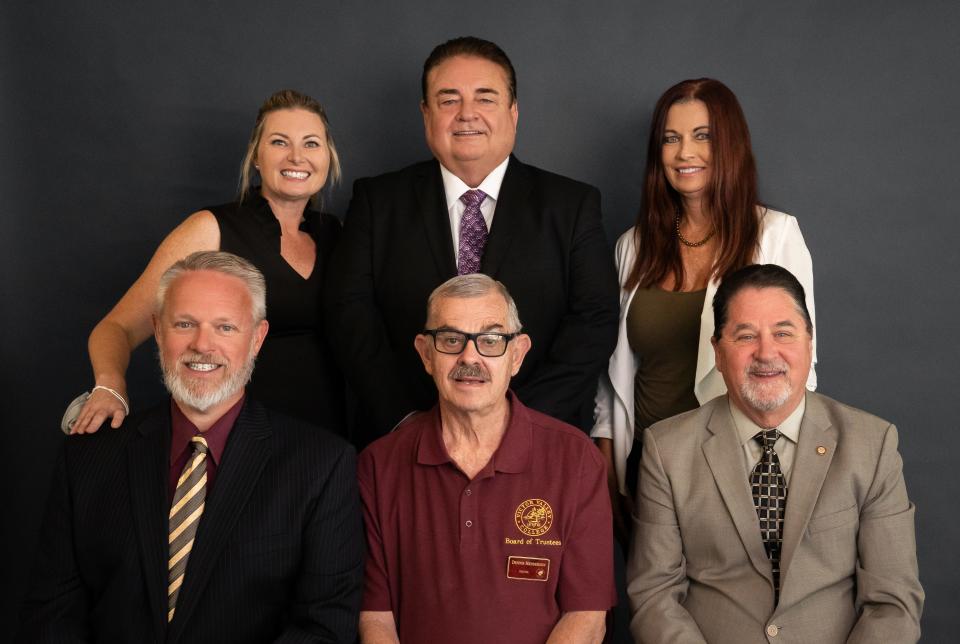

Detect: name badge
[506,555,550,582]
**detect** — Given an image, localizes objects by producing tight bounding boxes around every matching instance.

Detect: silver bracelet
[92,385,130,415]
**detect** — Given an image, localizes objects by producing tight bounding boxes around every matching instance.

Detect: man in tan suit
[627,264,923,644]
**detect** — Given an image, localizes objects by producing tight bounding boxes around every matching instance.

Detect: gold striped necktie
[168,435,209,622]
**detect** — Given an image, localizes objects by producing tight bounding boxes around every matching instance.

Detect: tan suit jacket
[627,392,923,644]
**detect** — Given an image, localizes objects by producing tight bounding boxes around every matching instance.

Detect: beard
[160,349,257,413]
[738,359,793,413]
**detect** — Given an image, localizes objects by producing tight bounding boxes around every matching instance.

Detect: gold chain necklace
[675,213,716,247]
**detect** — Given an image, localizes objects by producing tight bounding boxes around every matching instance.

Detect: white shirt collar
[439,156,510,210]
[730,395,806,447]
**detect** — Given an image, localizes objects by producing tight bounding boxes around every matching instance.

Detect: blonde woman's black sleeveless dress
[208,194,345,434]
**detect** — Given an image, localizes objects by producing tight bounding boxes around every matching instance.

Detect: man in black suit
[326,36,620,446]
[19,251,363,643]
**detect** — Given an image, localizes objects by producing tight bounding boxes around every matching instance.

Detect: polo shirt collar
[416,390,532,474]
[439,156,510,209]
[729,396,805,447]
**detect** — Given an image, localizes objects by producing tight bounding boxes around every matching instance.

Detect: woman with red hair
[593,79,817,538]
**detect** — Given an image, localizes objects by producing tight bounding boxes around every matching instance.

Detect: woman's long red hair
[626,78,761,291]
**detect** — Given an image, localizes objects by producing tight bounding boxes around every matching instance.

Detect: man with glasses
[357,274,615,644]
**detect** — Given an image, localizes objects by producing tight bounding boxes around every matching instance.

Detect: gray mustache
[449,363,490,381]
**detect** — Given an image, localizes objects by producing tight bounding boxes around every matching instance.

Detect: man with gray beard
[626,264,923,644]
[19,251,363,643]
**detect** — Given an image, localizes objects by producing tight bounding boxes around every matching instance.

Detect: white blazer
[592,209,818,494]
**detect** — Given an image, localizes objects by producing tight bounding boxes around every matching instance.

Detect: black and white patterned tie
[750,428,787,601]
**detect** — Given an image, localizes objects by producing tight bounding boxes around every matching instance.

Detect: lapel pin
[816,446,827,455]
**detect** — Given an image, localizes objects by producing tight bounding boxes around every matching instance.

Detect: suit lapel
[127,406,172,639]
[481,156,532,277]
[702,403,774,584]
[779,393,837,586]
[416,161,457,277]
[166,401,273,642]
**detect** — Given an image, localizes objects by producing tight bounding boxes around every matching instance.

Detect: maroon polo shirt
[358,392,615,644]
[168,395,244,505]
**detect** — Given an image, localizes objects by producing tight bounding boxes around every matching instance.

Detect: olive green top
[627,286,707,434]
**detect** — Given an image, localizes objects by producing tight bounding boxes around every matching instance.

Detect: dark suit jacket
[18,399,364,644]
[325,156,619,445]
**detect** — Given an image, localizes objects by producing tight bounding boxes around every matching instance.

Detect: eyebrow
[436,323,506,332]
[266,131,323,139]
[435,87,500,97]
[664,125,709,133]
[730,320,798,333]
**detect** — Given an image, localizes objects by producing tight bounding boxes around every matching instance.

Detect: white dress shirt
[439,157,510,265]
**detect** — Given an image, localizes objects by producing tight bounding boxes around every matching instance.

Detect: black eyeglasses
[421,329,520,357]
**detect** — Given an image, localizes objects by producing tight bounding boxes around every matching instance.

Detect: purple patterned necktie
[458,189,488,275]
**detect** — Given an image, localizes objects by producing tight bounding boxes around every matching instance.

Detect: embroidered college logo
[514,498,554,537]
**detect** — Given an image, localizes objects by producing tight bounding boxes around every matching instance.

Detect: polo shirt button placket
[460,482,478,549]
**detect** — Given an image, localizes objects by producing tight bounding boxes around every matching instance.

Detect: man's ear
[509,333,531,376]
[414,334,434,376]
[251,319,269,356]
[711,335,723,374]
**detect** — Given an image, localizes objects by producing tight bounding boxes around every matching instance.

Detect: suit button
[766,624,779,637]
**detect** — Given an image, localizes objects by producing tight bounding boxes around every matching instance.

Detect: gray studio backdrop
[3,0,958,640]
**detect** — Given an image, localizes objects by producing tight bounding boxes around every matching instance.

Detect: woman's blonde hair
[238,89,341,207]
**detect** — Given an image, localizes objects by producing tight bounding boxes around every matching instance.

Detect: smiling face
[255,108,331,205]
[712,287,812,427]
[414,291,530,417]
[155,270,268,416]
[661,99,712,206]
[421,55,518,186]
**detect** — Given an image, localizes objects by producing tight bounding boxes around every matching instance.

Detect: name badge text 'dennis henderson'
[507,556,550,581]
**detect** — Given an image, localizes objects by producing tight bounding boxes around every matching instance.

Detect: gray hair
[156,251,267,322]
[426,274,522,332]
